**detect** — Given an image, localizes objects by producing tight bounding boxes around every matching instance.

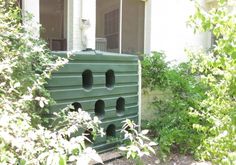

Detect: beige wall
[205,0,218,10]
[145,0,211,63]
[96,0,144,54]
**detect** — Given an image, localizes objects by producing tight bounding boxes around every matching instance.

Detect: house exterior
[18,0,220,134]
[145,0,212,62]
[20,0,215,62]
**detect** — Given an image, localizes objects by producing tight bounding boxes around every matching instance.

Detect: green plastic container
[46,51,139,152]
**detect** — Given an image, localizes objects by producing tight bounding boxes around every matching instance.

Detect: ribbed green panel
[49,95,138,113]
[49,85,138,101]
[46,51,139,152]
[57,63,137,73]
[46,74,138,88]
[94,115,138,144]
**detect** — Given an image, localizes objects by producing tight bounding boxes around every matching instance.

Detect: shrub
[142,52,169,91]
[143,0,236,163]
[0,1,103,164]
[119,119,157,164]
[142,53,206,160]
[188,0,236,163]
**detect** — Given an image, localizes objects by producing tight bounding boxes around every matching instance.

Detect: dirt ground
[91,150,211,165]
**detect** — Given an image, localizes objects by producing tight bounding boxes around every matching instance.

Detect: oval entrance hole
[106,124,116,138]
[116,97,125,116]
[94,100,105,119]
[70,102,82,112]
[106,70,115,88]
[82,70,93,90]
[84,128,94,144]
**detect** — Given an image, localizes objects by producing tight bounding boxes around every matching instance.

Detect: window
[96,0,145,54]
[40,0,67,51]
[104,9,119,49]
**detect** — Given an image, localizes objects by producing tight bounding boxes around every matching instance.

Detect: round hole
[94,100,105,119]
[106,124,116,138]
[106,70,115,88]
[70,102,82,112]
[82,70,93,90]
[116,97,125,116]
[84,128,94,144]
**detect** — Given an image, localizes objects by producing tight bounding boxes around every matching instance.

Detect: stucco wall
[205,0,218,10]
[145,0,211,63]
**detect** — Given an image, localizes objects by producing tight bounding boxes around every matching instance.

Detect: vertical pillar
[119,0,123,54]
[63,0,67,40]
[22,0,40,38]
[144,0,152,54]
[67,0,83,51]
[82,0,96,49]
[68,0,96,51]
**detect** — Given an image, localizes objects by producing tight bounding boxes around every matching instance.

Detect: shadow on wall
[141,89,171,120]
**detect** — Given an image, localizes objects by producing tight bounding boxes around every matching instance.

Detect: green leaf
[59,156,67,165]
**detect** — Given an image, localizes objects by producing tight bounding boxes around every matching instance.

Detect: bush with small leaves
[142,51,169,92]
[143,0,236,164]
[119,119,157,162]
[0,1,103,164]
[187,0,236,163]
[142,52,206,160]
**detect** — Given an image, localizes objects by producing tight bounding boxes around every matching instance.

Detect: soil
[90,150,211,165]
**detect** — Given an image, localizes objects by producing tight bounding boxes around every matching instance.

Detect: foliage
[142,53,206,160]
[119,119,157,163]
[0,1,103,164]
[187,0,236,163]
[143,0,236,164]
[142,52,169,91]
